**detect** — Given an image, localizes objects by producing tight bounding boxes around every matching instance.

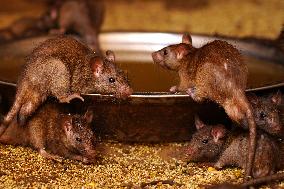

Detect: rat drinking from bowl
[0,36,132,136]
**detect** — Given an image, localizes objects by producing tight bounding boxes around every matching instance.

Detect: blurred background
[0,0,283,39]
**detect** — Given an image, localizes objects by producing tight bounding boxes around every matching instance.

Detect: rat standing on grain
[0,36,132,135]
[0,102,97,163]
[185,116,282,178]
[152,34,256,179]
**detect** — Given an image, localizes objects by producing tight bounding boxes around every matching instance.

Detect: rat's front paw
[82,157,95,164]
[170,86,178,93]
[53,156,64,163]
[186,87,196,98]
[213,162,223,170]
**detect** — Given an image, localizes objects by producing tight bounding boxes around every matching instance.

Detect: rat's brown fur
[185,117,280,179]
[0,101,97,163]
[152,34,256,179]
[245,92,283,136]
[0,36,132,134]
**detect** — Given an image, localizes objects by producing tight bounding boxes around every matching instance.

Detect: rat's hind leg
[30,122,64,162]
[0,83,32,133]
[48,59,84,103]
[18,102,35,126]
[1,83,27,127]
[18,96,44,126]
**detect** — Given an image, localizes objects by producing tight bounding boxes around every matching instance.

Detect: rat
[184,117,279,177]
[0,0,104,51]
[184,116,280,179]
[0,101,97,163]
[152,33,257,178]
[0,7,57,43]
[0,35,132,135]
[243,91,283,137]
[0,17,47,43]
[49,0,105,52]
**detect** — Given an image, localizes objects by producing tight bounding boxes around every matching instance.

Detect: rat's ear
[271,91,282,105]
[247,93,259,105]
[90,57,104,77]
[84,108,94,124]
[106,50,115,62]
[182,33,192,45]
[195,115,206,130]
[211,125,226,143]
[176,45,190,60]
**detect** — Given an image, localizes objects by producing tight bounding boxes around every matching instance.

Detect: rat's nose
[152,51,161,63]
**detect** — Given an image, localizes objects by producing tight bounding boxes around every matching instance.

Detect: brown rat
[184,116,279,179]
[0,16,53,43]
[0,101,97,163]
[0,0,104,52]
[0,6,57,43]
[244,91,283,137]
[152,33,257,178]
[0,36,132,133]
[50,0,105,52]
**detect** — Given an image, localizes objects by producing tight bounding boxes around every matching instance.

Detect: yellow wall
[0,0,283,39]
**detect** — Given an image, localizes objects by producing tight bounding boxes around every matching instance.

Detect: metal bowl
[0,32,283,142]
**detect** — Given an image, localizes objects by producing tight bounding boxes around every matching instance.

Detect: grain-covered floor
[0,142,283,188]
[0,0,283,188]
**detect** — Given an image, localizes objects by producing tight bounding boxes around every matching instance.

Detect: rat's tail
[205,172,284,188]
[0,86,25,137]
[242,172,284,187]
[223,91,256,179]
[244,103,257,179]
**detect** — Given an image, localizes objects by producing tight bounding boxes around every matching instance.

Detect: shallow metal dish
[0,32,283,142]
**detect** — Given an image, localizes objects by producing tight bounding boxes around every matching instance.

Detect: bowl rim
[1,80,283,99]
[0,31,283,98]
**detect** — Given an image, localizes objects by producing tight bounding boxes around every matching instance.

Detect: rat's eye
[260,111,267,119]
[202,139,209,144]
[76,137,82,142]
[109,77,115,83]
[163,49,168,56]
